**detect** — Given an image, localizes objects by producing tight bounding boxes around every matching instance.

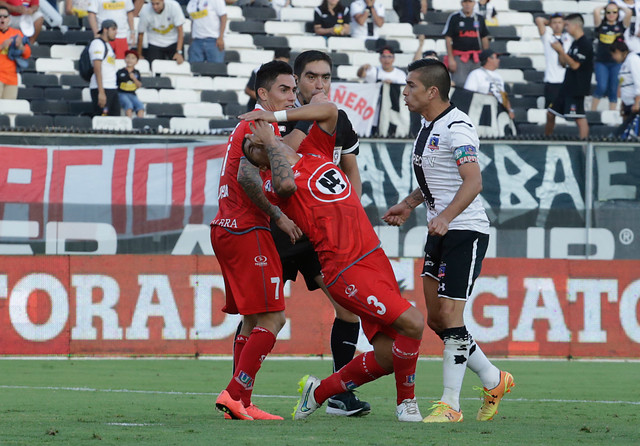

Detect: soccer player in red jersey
[211,60,303,421]
[239,103,425,422]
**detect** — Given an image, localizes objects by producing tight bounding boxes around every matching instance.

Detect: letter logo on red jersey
[254,255,268,267]
[309,163,351,203]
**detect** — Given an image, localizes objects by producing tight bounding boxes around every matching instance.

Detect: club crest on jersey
[438,263,446,279]
[264,179,273,192]
[254,255,268,267]
[309,163,351,202]
[427,136,440,151]
[345,284,358,297]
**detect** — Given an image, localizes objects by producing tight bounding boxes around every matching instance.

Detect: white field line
[1,385,639,406]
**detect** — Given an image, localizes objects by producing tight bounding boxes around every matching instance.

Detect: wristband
[273,110,288,122]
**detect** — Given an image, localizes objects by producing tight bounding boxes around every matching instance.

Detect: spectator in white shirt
[137,0,186,64]
[357,46,406,83]
[464,49,514,119]
[350,0,384,40]
[90,19,120,116]
[610,38,640,120]
[87,0,135,59]
[186,0,226,63]
[535,12,573,135]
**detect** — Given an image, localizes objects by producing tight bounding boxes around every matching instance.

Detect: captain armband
[453,145,478,167]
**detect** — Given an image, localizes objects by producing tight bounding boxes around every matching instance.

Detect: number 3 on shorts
[366,295,386,315]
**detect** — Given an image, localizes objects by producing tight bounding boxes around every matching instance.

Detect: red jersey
[211,110,280,232]
[264,123,380,286]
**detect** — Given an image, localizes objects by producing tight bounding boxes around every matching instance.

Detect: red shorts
[327,248,412,342]
[210,225,285,315]
[110,38,129,59]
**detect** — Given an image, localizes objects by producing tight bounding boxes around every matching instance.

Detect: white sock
[439,327,470,412]
[467,337,500,389]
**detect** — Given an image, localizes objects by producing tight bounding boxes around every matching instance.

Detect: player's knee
[396,307,424,340]
[426,316,443,334]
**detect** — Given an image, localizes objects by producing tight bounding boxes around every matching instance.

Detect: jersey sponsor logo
[211,218,237,228]
[309,163,351,203]
[152,24,175,34]
[412,153,422,166]
[345,284,358,297]
[459,30,479,38]
[189,9,208,19]
[218,184,229,200]
[102,1,125,10]
[254,255,268,267]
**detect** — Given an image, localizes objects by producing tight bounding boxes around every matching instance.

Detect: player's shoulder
[443,108,476,131]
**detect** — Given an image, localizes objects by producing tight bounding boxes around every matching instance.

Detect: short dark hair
[293,50,332,78]
[565,13,584,26]
[407,58,451,101]
[610,37,629,53]
[255,60,294,92]
[241,136,262,168]
[0,5,9,13]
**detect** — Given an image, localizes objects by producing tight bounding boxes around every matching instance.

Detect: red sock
[226,327,276,405]
[392,335,421,404]
[233,335,248,372]
[314,351,390,404]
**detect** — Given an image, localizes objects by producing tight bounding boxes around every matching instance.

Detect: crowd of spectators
[1,0,640,139]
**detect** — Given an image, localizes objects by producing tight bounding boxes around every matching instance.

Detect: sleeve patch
[454,145,478,166]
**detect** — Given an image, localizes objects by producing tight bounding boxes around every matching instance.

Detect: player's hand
[248,120,277,146]
[275,213,303,245]
[382,202,412,226]
[309,91,329,103]
[239,109,275,122]
[428,215,449,236]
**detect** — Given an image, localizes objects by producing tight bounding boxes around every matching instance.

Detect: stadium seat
[491,26,520,40]
[135,88,160,103]
[253,35,289,49]
[132,117,170,130]
[425,10,451,24]
[172,76,213,91]
[280,7,314,22]
[227,62,260,77]
[64,30,94,45]
[364,38,400,53]
[17,87,44,100]
[62,14,81,30]
[140,76,173,89]
[60,74,88,88]
[336,65,360,82]
[158,88,200,103]
[394,38,420,53]
[327,37,366,52]
[328,52,350,66]
[54,115,92,129]
[224,33,256,50]
[151,60,192,76]
[226,5,244,21]
[506,40,544,56]
[21,73,59,88]
[38,30,67,44]
[190,62,228,77]
[184,102,224,118]
[201,90,238,105]
[92,116,133,131]
[50,44,84,60]
[212,76,249,91]
[169,117,210,133]
[224,51,241,62]
[230,20,266,34]
[512,82,545,96]
[67,101,95,116]
[523,70,544,83]
[509,0,543,13]
[44,88,83,101]
[30,45,51,58]
[242,6,277,21]
[237,49,274,64]
[223,102,246,118]
[412,24,444,39]
[31,99,71,115]
[497,69,525,83]
[379,23,414,38]
[291,0,318,6]
[499,57,533,70]
[287,35,327,51]
[264,20,305,35]
[15,114,53,129]
[0,99,33,116]
[210,118,240,129]
[146,103,184,117]
[0,114,9,127]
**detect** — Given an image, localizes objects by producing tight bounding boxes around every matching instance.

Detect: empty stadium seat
[92,116,133,131]
[242,6,277,21]
[151,60,192,76]
[67,101,95,116]
[509,0,543,13]
[201,90,238,104]
[132,117,170,130]
[174,76,214,91]
[379,23,414,38]
[230,20,266,34]
[253,35,289,49]
[287,35,327,51]
[0,115,9,127]
[184,102,224,118]
[135,88,160,103]
[169,117,210,133]
[30,45,51,58]
[190,62,228,77]
[17,87,44,100]
[280,7,314,22]
[225,33,256,50]
[140,76,173,89]
[264,20,305,35]
[21,73,59,88]
[336,65,360,82]
[15,114,53,128]
[60,74,88,88]
[0,99,33,116]
[327,37,366,52]
[210,118,240,130]
[44,88,83,101]
[146,103,184,117]
[237,49,274,64]
[64,30,94,45]
[55,115,92,129]
[31,99,71,115]
[158,89,200,103]
[223,102,246,118]
[50,44,84,60]
[227,62,259,77]
[212,76,249,91]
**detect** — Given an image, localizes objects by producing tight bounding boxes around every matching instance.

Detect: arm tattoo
[405,188,424,209]
[238,158,282,220]
[266,141,295,193]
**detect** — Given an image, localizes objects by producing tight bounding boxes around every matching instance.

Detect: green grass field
[1,358,638,445]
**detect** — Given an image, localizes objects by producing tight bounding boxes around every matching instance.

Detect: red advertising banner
[0,256,638,358]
